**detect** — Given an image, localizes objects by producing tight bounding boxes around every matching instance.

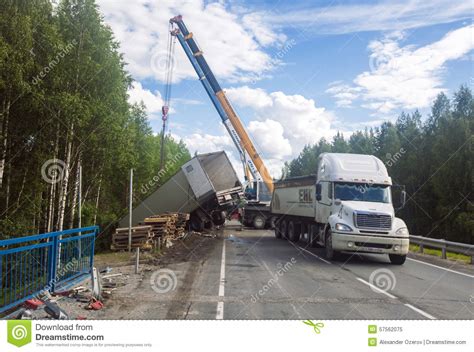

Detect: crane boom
[170,15,274,193]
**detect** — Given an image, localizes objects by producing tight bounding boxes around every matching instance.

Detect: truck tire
[288,221,300,242]
[324,229,338,260]
[274,226,282,239]
[253,215,266,229]
[309,224,320,248]
[389,254,406,265]
[279,220,288,240]
[190,215,204,232]
[269,216,277,229]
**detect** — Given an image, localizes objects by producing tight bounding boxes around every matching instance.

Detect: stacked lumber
[111,226,153,250]
[145,212,190,240]
[112,213,190,251]
[143,215,176,239]
[168,212,190,238]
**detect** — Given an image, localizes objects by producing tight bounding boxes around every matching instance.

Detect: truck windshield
[334,182,391,203]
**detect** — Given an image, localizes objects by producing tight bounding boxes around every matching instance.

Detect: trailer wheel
[269,216,277,229]
[324,229,338,260]
[309,224,320,248]
[279,220,288,240]
[190,215,204,232]
[288,221,300,242]
[253,215,266,229]
[389,254,406,265]
[274,222,282,239]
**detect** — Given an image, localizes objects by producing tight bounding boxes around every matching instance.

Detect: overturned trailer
[120,151,244,231]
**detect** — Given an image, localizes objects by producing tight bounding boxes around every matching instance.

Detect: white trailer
[271,153,409,264]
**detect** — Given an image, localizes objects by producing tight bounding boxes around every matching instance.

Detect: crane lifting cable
[159,22,177,170]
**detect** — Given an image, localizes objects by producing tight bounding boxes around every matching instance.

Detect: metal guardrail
[0,226,98,313]
[410,235,474,264]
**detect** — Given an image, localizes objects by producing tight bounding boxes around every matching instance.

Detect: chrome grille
[355,213,392,230]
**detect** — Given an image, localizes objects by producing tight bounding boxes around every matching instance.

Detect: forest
[1,0,472,247]
[283,87,473,244]
[0,0,190,244]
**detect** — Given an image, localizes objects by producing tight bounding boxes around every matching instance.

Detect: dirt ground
[23,230,222,320]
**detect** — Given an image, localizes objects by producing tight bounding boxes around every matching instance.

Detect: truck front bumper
[332,232,409,255]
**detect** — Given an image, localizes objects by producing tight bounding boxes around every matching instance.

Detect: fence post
[441,240,447,259]
[419,243,424,253]
[50,235,59,292]
[89,228,97,271]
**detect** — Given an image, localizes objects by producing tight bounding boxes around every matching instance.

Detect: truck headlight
[396,227,409,236]
[335,223,353,232]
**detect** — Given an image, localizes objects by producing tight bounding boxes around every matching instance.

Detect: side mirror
[316,183,322,201]
[400,190,407,208]
[334,199,341,206]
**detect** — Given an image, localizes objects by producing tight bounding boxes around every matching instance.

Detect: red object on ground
[24,299,44,310]
[88,299,104,310]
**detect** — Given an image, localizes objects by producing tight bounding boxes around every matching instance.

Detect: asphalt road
[110,227,474,320]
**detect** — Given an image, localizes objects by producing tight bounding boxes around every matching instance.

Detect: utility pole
[128,168,133,252]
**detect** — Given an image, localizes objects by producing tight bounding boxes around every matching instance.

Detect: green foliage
[0,0,191,243]
[285,87,473,244]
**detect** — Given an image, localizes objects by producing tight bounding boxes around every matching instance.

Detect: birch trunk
[57,121,74,231]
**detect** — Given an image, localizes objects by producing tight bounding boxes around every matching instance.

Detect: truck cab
[315,153,409,264]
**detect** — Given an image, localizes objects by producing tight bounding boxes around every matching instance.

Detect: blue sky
[97,0,473,178]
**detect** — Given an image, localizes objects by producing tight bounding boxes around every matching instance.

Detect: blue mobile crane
[162,15,274,228]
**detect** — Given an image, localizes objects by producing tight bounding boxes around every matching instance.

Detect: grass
[94,249,162,268]
[409,244,472,264]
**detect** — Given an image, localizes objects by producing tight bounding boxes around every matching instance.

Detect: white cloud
[128,81,164,119]
[266,0,471,34]
[97,0,284,84]
[226,86,335,155]
[179,87,336,179]
[327,25,474,114]
[247,119,291,159]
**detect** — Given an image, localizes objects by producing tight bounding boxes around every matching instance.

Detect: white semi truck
[271,153,409,264]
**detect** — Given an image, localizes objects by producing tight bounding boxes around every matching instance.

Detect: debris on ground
[44,300,69,320]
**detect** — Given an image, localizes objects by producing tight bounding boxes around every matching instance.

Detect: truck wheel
[253,215,266,229]
[279,220,288,240]
[389,254,406,265]
[324,230,338,260]
[288,221,300,242]
[269,216,277,229]
[309,224,320,248]
[190,215,204,232]
[274,225,282,239]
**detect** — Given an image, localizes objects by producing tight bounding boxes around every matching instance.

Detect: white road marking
[404,303,437,320]
[407,257,474,279]
[216,239,226,320]
[356,277,397,299]
[297,245,332,264]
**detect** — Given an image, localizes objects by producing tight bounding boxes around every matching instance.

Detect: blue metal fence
[0,226,98,313]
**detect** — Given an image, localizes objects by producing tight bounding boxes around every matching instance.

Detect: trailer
[271,153,409,264]
[120,151,244,231]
